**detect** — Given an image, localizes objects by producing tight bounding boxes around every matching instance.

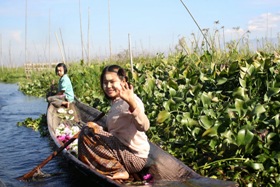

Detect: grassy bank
[0,67,27,83]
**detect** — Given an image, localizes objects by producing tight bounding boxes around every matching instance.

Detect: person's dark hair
[55,63,68,75]
[100,65,128,99]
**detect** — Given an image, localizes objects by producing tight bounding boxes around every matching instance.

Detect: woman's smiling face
[102,71,123,99]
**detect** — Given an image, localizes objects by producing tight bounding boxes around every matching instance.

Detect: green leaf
[235,98,245,117]
[192,127,201,138]
[168,79,178,90]
[239,78,246,88]
[156,110,171,123]
[202,125,218,137]
[233,87,247,99]
[247,64,255,76]
[199,115,213,129]
[221,130,236,145]
[181,113,198,126]
[265,87,280,98]
[209,139,217,150]
[201,92,212,108]
[228,61,239,73]
[252,104,266,117]
[216,77,227,85]
[273,114,280,127]
[145,77,156,96]
[248,162,264,171]
[169,87,176,97]
[163,101,170,111]
[199,72,209,82]
[237,129,254,146]
[266,132,277,146]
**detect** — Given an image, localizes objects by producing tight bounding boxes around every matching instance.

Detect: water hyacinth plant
[17,35,280,186]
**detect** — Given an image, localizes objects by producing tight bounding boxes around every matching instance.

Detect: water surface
[0,83,94,187]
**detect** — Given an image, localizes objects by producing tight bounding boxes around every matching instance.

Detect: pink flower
[143,173,153,182]
[57,135,66,142]
[65,135,71,141]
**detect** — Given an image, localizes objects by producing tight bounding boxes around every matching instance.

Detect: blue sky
[0,0,279,66]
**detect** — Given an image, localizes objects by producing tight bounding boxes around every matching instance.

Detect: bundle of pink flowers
[55,123,79,154]
[143,173,153,184]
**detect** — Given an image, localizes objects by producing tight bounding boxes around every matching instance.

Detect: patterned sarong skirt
[78,125,147,177]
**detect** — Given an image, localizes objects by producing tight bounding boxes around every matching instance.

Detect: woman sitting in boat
[47,63,75,108]
[78,64,150,180]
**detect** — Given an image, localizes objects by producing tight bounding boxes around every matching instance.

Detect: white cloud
[9,30,23,43]
[248,12,280,32]
[223,27,249,40]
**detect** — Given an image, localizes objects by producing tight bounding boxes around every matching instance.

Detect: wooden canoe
[47,99,239,187]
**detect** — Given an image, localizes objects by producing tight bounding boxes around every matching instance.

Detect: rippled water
[0,83,95,187]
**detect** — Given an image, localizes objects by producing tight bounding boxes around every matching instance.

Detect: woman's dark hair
[55,63,68,75]
[100,65,128,99]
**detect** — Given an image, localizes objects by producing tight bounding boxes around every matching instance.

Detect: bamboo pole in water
[49,8,51,67]
[55,32,65,63]
[179,0,211,51]
[0,34,2,70]
[79,0,85,62]
[9,41,12,68]
[25,0,28,64]
[108,0,112,60]
[87,6,90,65]
[128,33,133,73]
[60,28,67,64]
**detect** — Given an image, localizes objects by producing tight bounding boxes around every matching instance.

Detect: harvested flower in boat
[143,173,153,183]
[57,134,70,142]
[57,108,75,120]
[55,124,79,154]
[57,108,67,114]
[68,109,74,114]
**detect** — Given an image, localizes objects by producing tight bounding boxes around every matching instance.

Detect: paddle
[17,112,105,181]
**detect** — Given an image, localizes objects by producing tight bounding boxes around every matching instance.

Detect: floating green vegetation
[17,114,49,137]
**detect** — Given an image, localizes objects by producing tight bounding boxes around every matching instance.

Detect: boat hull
[47,101,238,187]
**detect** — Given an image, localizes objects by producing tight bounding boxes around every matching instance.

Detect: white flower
[72,147,78,153]
[73,139,78,145]
[68,109,74,114]
[71,126,80,135]
[57,108,67,114]
[55,129,62,136]
[63,126,72,135]
[71,142,78,154]
[58,123,65,129]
